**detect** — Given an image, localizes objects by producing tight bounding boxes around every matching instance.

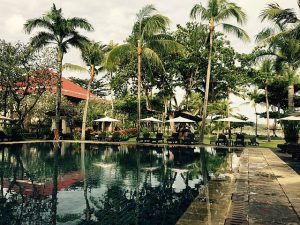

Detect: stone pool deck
[177,148,300,225]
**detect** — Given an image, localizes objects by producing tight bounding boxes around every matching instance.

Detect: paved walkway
[177,148,300,225]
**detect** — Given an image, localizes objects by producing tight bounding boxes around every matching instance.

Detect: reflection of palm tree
[200,149,211,225]
[51,143,59,225]
[81,143,92,221]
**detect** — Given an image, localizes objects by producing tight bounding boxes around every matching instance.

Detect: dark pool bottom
[0,142,239,225]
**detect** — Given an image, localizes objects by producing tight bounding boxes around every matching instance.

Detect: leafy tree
[106,4,185,133]
[0,40,55,128]
[190,0,249,143]
[24,4,93,132]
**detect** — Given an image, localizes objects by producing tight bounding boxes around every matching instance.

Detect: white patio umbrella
[94,116,120,122]
[216,117,248,139]
[94,116,120,132]
[140,117,163,123]
[166,116,195,123]
[278,116,300,121]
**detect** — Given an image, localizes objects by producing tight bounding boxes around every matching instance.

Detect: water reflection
[0,143,238,225]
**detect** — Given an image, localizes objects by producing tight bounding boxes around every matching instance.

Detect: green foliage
[69,77,109,97]
[280,121,300,143]
[73,132,81,140]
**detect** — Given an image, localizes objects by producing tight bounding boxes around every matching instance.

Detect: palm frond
[222,23,250,41]
[63,63,87,73]
[30,32,57,49]
[255,28,276,43]
[215,2,247,24]
[136,4,156,23]
[190,3,209,21]
[62,32,89,53]
[104,44,135,70]
[81,41,105,66]
[148,39,187,56]
[143,47,164,70]
[260,3,299,24]
[142,14,170,37]
[24,18,53,34]
[67,17,94,31]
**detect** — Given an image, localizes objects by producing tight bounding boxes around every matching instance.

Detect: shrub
[280,121,300,143]
[73,132,81,140]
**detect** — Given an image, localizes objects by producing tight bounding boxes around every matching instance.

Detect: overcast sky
[1,0,298,66]
[1,0,298,124]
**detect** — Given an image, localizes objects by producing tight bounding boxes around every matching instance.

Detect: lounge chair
[182,133,198,144]
[216,134,228,146]
[248,137,259,146]
[167,133,180,144]
[150,133,164,144]
[234,134,245,146]
[136,132,151,143]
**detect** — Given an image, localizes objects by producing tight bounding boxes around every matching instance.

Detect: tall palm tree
[259,2,300,112]
[247,89,261,137]
[64,41,105,140]
[24,4,93,132]
[190,0,249,143]
[105,4,185,134]
[259,59,276,142]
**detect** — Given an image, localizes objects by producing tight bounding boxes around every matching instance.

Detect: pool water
[0,143,237,225]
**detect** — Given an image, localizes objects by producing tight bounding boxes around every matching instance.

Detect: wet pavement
[177,148,300,225]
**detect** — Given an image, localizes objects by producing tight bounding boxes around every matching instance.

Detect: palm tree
[259,59,276,142]
[105,4,185,134]
[247,89,261,137]
[258,1,300,112]
[24,4,93,132]
[190,0,249,143]
[260,1,300,39]
[64,41,105,140]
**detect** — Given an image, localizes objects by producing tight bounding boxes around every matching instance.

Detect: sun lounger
[182,133,198,144]
[248,137,259,146]
[167,133,180,144]
[136,132,151,143]
[234,134,245,146]
[150,133,164,143]
[216,134,228,146]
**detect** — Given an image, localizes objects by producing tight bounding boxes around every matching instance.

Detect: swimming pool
[0,142,237,225]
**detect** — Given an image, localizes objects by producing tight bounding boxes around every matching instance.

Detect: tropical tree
[105,4,185,134]
[24,4,93,132]
[259,1,300,111]
[260,0,300,39]
[190,0,249,143]
[257,59,277,142]
[246,89,261,137]
[64,41,105,140]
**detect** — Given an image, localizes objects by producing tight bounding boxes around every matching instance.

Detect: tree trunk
[288,84,294,112]
[55,51,63,133]
[51,144,59,225]
[81,143,91,221]
[110,72,115,117]
[199,21,214,144]
[265,85,271,142]
[137,40,142,135]
[81,65,95,141]
[254,104,258,137]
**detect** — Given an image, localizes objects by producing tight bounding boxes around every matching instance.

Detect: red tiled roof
[61,77,96,100]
